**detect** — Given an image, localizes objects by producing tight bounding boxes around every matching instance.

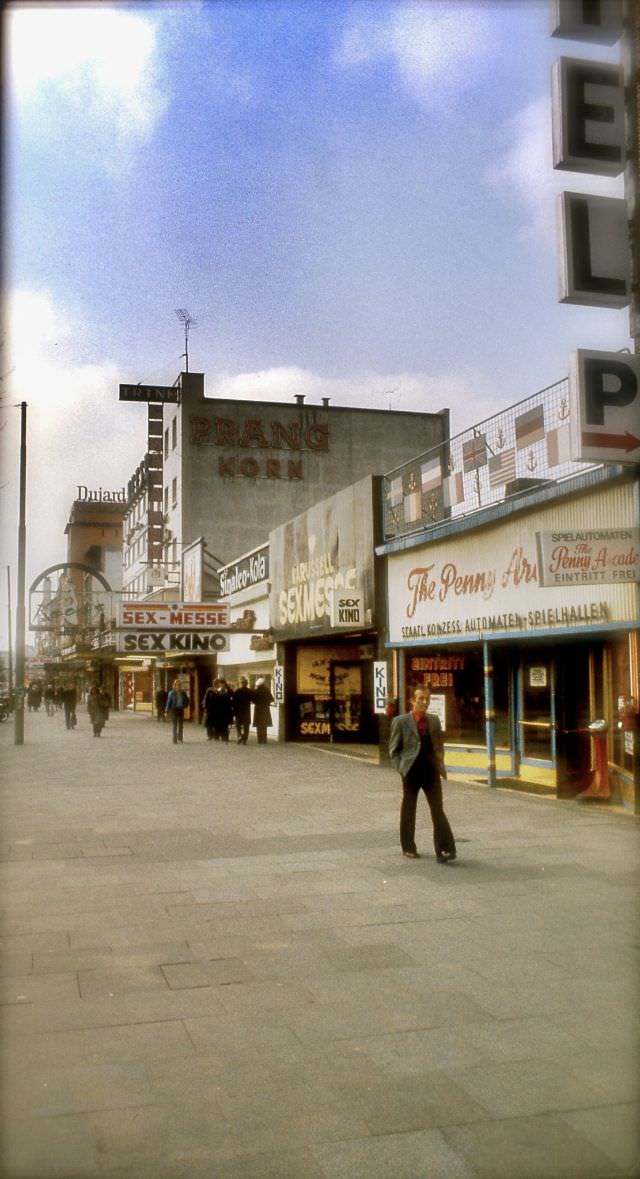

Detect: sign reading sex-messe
[119,603,229,628]
[119,384,179,403]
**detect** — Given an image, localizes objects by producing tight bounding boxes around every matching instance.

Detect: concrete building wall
[65,500,126,592]
[165,372,449,568]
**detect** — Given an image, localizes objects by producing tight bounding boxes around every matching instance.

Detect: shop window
[407,650,485,745]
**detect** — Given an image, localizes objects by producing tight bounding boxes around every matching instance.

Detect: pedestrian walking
[252,678,273,744]
[155,686,167,721]
[202,677,234,741]
[62,683,77,730]
[87,685,109,738]
[165,678,189,744]
[44,684,55,716]
[389,685,456,862]
[233,676,253,744]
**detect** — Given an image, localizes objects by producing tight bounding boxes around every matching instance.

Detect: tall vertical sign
[551,0,639,465]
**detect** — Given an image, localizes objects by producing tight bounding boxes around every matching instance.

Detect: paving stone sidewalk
[1,707,638,1179]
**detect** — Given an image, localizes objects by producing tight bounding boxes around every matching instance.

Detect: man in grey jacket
[389,685,456,862]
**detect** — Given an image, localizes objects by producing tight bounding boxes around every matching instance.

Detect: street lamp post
[14,402,27,746]
[5,566,13,696]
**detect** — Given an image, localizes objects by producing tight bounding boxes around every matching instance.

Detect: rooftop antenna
[175,308,196,373]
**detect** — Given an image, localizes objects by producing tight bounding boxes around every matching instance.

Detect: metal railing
[382,377,600,542]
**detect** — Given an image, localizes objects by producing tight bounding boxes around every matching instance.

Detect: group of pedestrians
[162,675,273,746]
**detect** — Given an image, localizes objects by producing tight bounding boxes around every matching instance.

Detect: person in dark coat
[155,687,167,721]
[202,677,234,741]
[62,683,77,730]
[252,678,273,744]
[233,676,253,744]
[389,685,456,863]
[165,678,189,744]
[87,685,109,737]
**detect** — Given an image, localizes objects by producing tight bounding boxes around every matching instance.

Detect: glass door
[517,655,555,765]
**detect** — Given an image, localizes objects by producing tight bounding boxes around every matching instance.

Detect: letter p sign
[571,350,640,465]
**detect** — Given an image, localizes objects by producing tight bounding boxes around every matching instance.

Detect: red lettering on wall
[215,419,236,446]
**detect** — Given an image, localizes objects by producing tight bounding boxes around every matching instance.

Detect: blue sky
[1,0,630,628]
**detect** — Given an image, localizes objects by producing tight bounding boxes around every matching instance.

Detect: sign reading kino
[116,602,231,653]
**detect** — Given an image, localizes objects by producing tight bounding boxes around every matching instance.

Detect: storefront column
[483,640,496,788]
[398,647,406,711]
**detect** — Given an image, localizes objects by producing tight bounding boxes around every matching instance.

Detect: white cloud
[209,364,502,434]
[7,5,168,162]
[336,1,492,103]
[1,289,144,593]
[486,94,624,240]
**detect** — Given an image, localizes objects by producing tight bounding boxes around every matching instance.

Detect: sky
[0,0,631,644]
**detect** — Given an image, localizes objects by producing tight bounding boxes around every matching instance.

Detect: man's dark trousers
[400,730,455,858]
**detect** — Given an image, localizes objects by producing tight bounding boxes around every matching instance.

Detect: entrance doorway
[330,661,362,742]
[517,654,555,768]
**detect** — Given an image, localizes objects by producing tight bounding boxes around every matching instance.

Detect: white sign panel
[387,498,638,643]
[536,529,640,586]
[551,0,622,45]
[428,694,447,732]
[329,589,365,628]
[373,662,388,714]
[182,542,204,603]
[117,631,229,653]
[552,57,623,176]
[119,602,229,629]
[274,664,285,704]
[557,192,628,308]
[570,350,640,464]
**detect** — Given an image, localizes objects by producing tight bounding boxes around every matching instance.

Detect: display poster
[270,475,375,640]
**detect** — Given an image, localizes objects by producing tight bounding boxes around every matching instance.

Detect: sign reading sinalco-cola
[219,546,270,596]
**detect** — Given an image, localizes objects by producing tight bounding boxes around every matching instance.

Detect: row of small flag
[386,405,574,526]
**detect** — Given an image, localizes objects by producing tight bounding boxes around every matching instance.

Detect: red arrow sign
[582,430,640,452]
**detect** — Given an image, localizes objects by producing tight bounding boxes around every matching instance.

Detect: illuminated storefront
[381,466,639,810]
[270,475,384,743]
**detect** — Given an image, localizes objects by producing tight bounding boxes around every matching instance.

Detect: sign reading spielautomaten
[536,529,640,587]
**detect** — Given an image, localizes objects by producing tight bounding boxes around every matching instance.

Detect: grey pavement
[1,707,639,1179]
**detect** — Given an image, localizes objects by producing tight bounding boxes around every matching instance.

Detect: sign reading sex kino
[117,602,230,653]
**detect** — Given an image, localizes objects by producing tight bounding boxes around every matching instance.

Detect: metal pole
[14,402,27,746]
[483,639,496,788]
[6,566,13,695]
